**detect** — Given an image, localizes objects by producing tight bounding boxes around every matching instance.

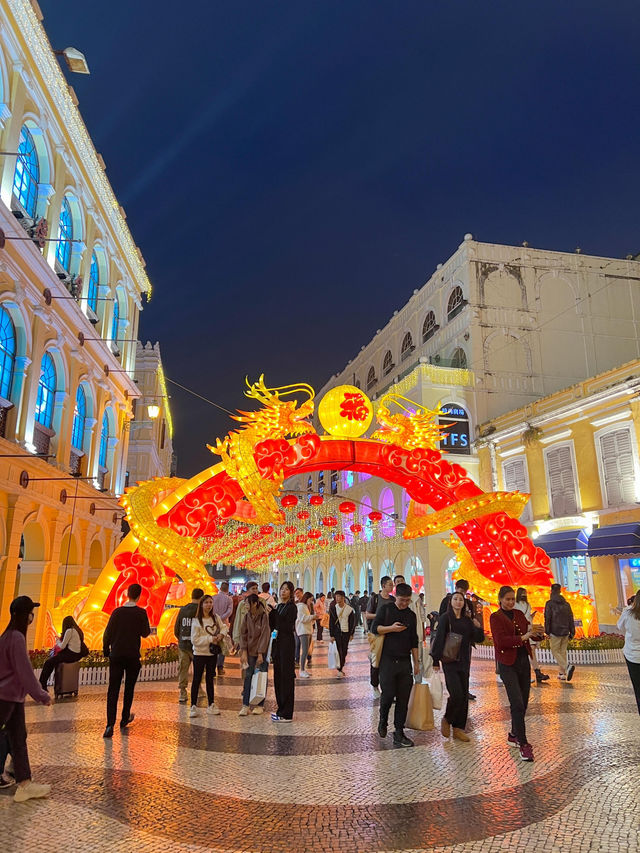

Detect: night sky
[40,1,640,477]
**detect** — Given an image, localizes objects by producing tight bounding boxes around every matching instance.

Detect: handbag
[327,640,338,670]
[205,623,222,655]
[406,682,435,731]
[321,612,330,629]
[249,669,268,705]
[442,631,463,664]
[367,632,384,668]
[429,671,444,710]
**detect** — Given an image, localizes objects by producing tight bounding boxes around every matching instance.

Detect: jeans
[191,654,217,706]
[299,634,311,671]
[0,701,29,783]
[442,663,470,729]
[625,657,640,715]
[106,656,142,727]
[294,634,301,665]
[242,656,268,706]
[217,653,226,673]
[498,653,531,744]
[39,648,82,688]
[379,655,413,735]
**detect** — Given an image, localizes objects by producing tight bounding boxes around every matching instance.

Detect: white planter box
[473,644,624,665]
[34,659,179,687]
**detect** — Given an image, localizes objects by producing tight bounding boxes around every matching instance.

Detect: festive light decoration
[404,492,530,538]
[339,500,356,514]
[297,510,310,520]
[281,494,299,508]
[368,510,383,524]
[350,522,363,534]
[322,516,338,527]
[317,384,374,437]
[310,495,324,506]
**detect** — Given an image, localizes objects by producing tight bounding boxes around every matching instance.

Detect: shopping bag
[327,640,338,669]
[422,651,434,680]
[249,669,268,706]
[429,671,444,710]
[406,682,434,731]
[367,632,384,668]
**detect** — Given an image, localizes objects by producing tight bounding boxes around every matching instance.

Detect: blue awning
[587,523,640,557]
[535,529,589,559]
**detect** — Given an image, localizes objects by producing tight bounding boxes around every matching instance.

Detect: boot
[535,669,550,683]
[440,717,451,738]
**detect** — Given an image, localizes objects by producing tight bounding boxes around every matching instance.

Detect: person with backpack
[544,584,576,681]
[365,576,394,694]
[173,588,204,703]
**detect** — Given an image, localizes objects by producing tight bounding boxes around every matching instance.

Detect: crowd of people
[0,576,638,801]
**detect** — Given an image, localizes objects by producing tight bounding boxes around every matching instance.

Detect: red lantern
[308,528,322,539]
[350,522,363,534]
[281,494,298,508]
[296,534,307,544]
[285,525,296,535]
[236,525,249,535]
[297,510,310,521]
[310,495,324,506]
[339,500,356,515]
[260,525,274,536]
[333,533,345,543]
[212,528,224,539]
[322,516,338,528]
[368,511,383,524]
[319,538,329,548]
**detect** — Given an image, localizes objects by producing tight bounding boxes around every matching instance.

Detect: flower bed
[476,634,625,665]
[31,644,180,687]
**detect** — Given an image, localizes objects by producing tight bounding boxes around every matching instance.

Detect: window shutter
[546,446,578,517]
[600,428,636,506]
[503,457,532,522]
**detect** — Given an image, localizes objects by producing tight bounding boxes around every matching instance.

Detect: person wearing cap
[102,583,151,739]
[0,595,52,802]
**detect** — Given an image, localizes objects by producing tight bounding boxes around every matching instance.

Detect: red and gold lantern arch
[48,378,597,647]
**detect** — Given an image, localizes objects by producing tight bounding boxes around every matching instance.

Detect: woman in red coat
[490,585,543,762]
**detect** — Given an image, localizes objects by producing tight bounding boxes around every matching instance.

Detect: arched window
[382,350,394,376]
[88,253,99,314]
[366,366,376,390]
[111,294,120,345]
[361,495,373,542]
[401,332,414,361]
[71,386,86,450]
[0,306,16,400]
[99,411,109,468]
[379,488,396,537]
[12,126,39,217]
[35,352,56,428]
[451,347,467,369]
[422,311,437,342]
[447,286,465,321]
[56,197,73,271]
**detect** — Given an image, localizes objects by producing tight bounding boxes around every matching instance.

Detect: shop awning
[587,523,640,556]
[534,529,589,559]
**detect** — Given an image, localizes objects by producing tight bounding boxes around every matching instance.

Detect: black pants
[625,657,640,715]
[273,636,295,719]
[370,663,379,688]
[0,700,29,783]
[498,653,531,744]
[443,662,470,729]
[106,656,142,727]
[316,622,323,641]
[334,631,350,671]
[294,634,301,664]
[39,648,82,688]
[379,655,413,735]
[191,654,217,706]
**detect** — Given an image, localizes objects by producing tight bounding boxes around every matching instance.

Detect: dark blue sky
[41,1,639,476]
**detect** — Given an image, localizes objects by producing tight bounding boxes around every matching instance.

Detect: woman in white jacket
[190,595,228,718]
[296,592,316,678]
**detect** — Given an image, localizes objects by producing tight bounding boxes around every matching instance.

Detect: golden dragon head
[230,376,316,438]
[371,393,448,451]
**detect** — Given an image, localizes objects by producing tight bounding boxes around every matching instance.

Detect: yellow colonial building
[476,359,640,630]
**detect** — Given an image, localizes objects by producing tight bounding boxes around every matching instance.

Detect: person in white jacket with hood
[190,595,228,718]
[296,592,316,677]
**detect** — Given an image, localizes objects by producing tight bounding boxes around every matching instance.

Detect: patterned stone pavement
[2,634,639,852]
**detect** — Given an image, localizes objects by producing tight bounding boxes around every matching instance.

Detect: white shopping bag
[429,671,444,710]
[249,669,267,705]
[327,640,338,670]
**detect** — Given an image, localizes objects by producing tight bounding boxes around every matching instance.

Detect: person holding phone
[189,594,227,718]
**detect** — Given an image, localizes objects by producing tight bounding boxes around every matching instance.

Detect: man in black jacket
[102,583,151,739]
[544,584,576,681]
[329,591,356,677]
[173,588,204,703]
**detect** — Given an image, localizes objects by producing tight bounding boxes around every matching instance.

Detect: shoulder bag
[441,630,463,664]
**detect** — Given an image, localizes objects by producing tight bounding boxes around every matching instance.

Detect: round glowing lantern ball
[317,385,374,438]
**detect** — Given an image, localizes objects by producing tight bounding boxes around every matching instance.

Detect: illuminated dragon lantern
[48,378,597,648]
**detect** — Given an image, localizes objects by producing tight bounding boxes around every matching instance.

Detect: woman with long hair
[617,590,640,714]
[296,592,316,678]
[430,591,484,742]
[0,596,52,801]
[239,593,270,716]
[38,615,85,690]
[189,594,227,718]
[490,585,541,762]
[515,587,549,684]
[269,580,297,721]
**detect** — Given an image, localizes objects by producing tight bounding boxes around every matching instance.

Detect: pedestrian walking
[102,583,151,739]
[329,590,356,677]
[616,590,640,714]
[314,594,326,641]
[430,591,484,742]
[212,582,233,675]
[269,581,297,722]
[173,587,204,703]
[371,582,420,748]
[259,582,276,610]
[439,579,474,618]
[296,592,316,677]
[38,615,85,690]
[189,594,228,718]
[350,591,362,629]
[239,593,270,716]
[0,596,52,802]
[293,587,304,666]
[365,576,395,693]
[515,587,549,684]
[544,583,576,681]
[490,585,542,762]
[232,581,260,647]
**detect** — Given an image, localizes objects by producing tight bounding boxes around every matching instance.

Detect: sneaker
[14,781,51,802]
[251,706,264,715]
[507,732,519,748]
[336,670,346,678]
[207,704,221,715]
[558,674,567,681]
[179,690,188,704]
[300,670,311,678]
[189,705,198,718]
[271,714,292,722]
[519,742,534,762]
[102,725,114,739]
[120,713,135,729]
[468,692,476,701]
[0,775,16,789]
[566,664,575,682]
[378,721,388,739]
[217,669,225,676]
[393,733,414,748]
[238,706,250,716]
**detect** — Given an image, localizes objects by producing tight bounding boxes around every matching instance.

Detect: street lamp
[54,47,90,75]
[147,403,160,420]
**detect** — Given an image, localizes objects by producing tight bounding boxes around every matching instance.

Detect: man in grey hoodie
[544,584,576,681]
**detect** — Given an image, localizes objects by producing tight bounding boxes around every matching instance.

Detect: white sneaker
[300,670,311,678]
[207,703,221,715]
[14,781,51,802]
[189,705,198,717]
[238,706,250,716]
